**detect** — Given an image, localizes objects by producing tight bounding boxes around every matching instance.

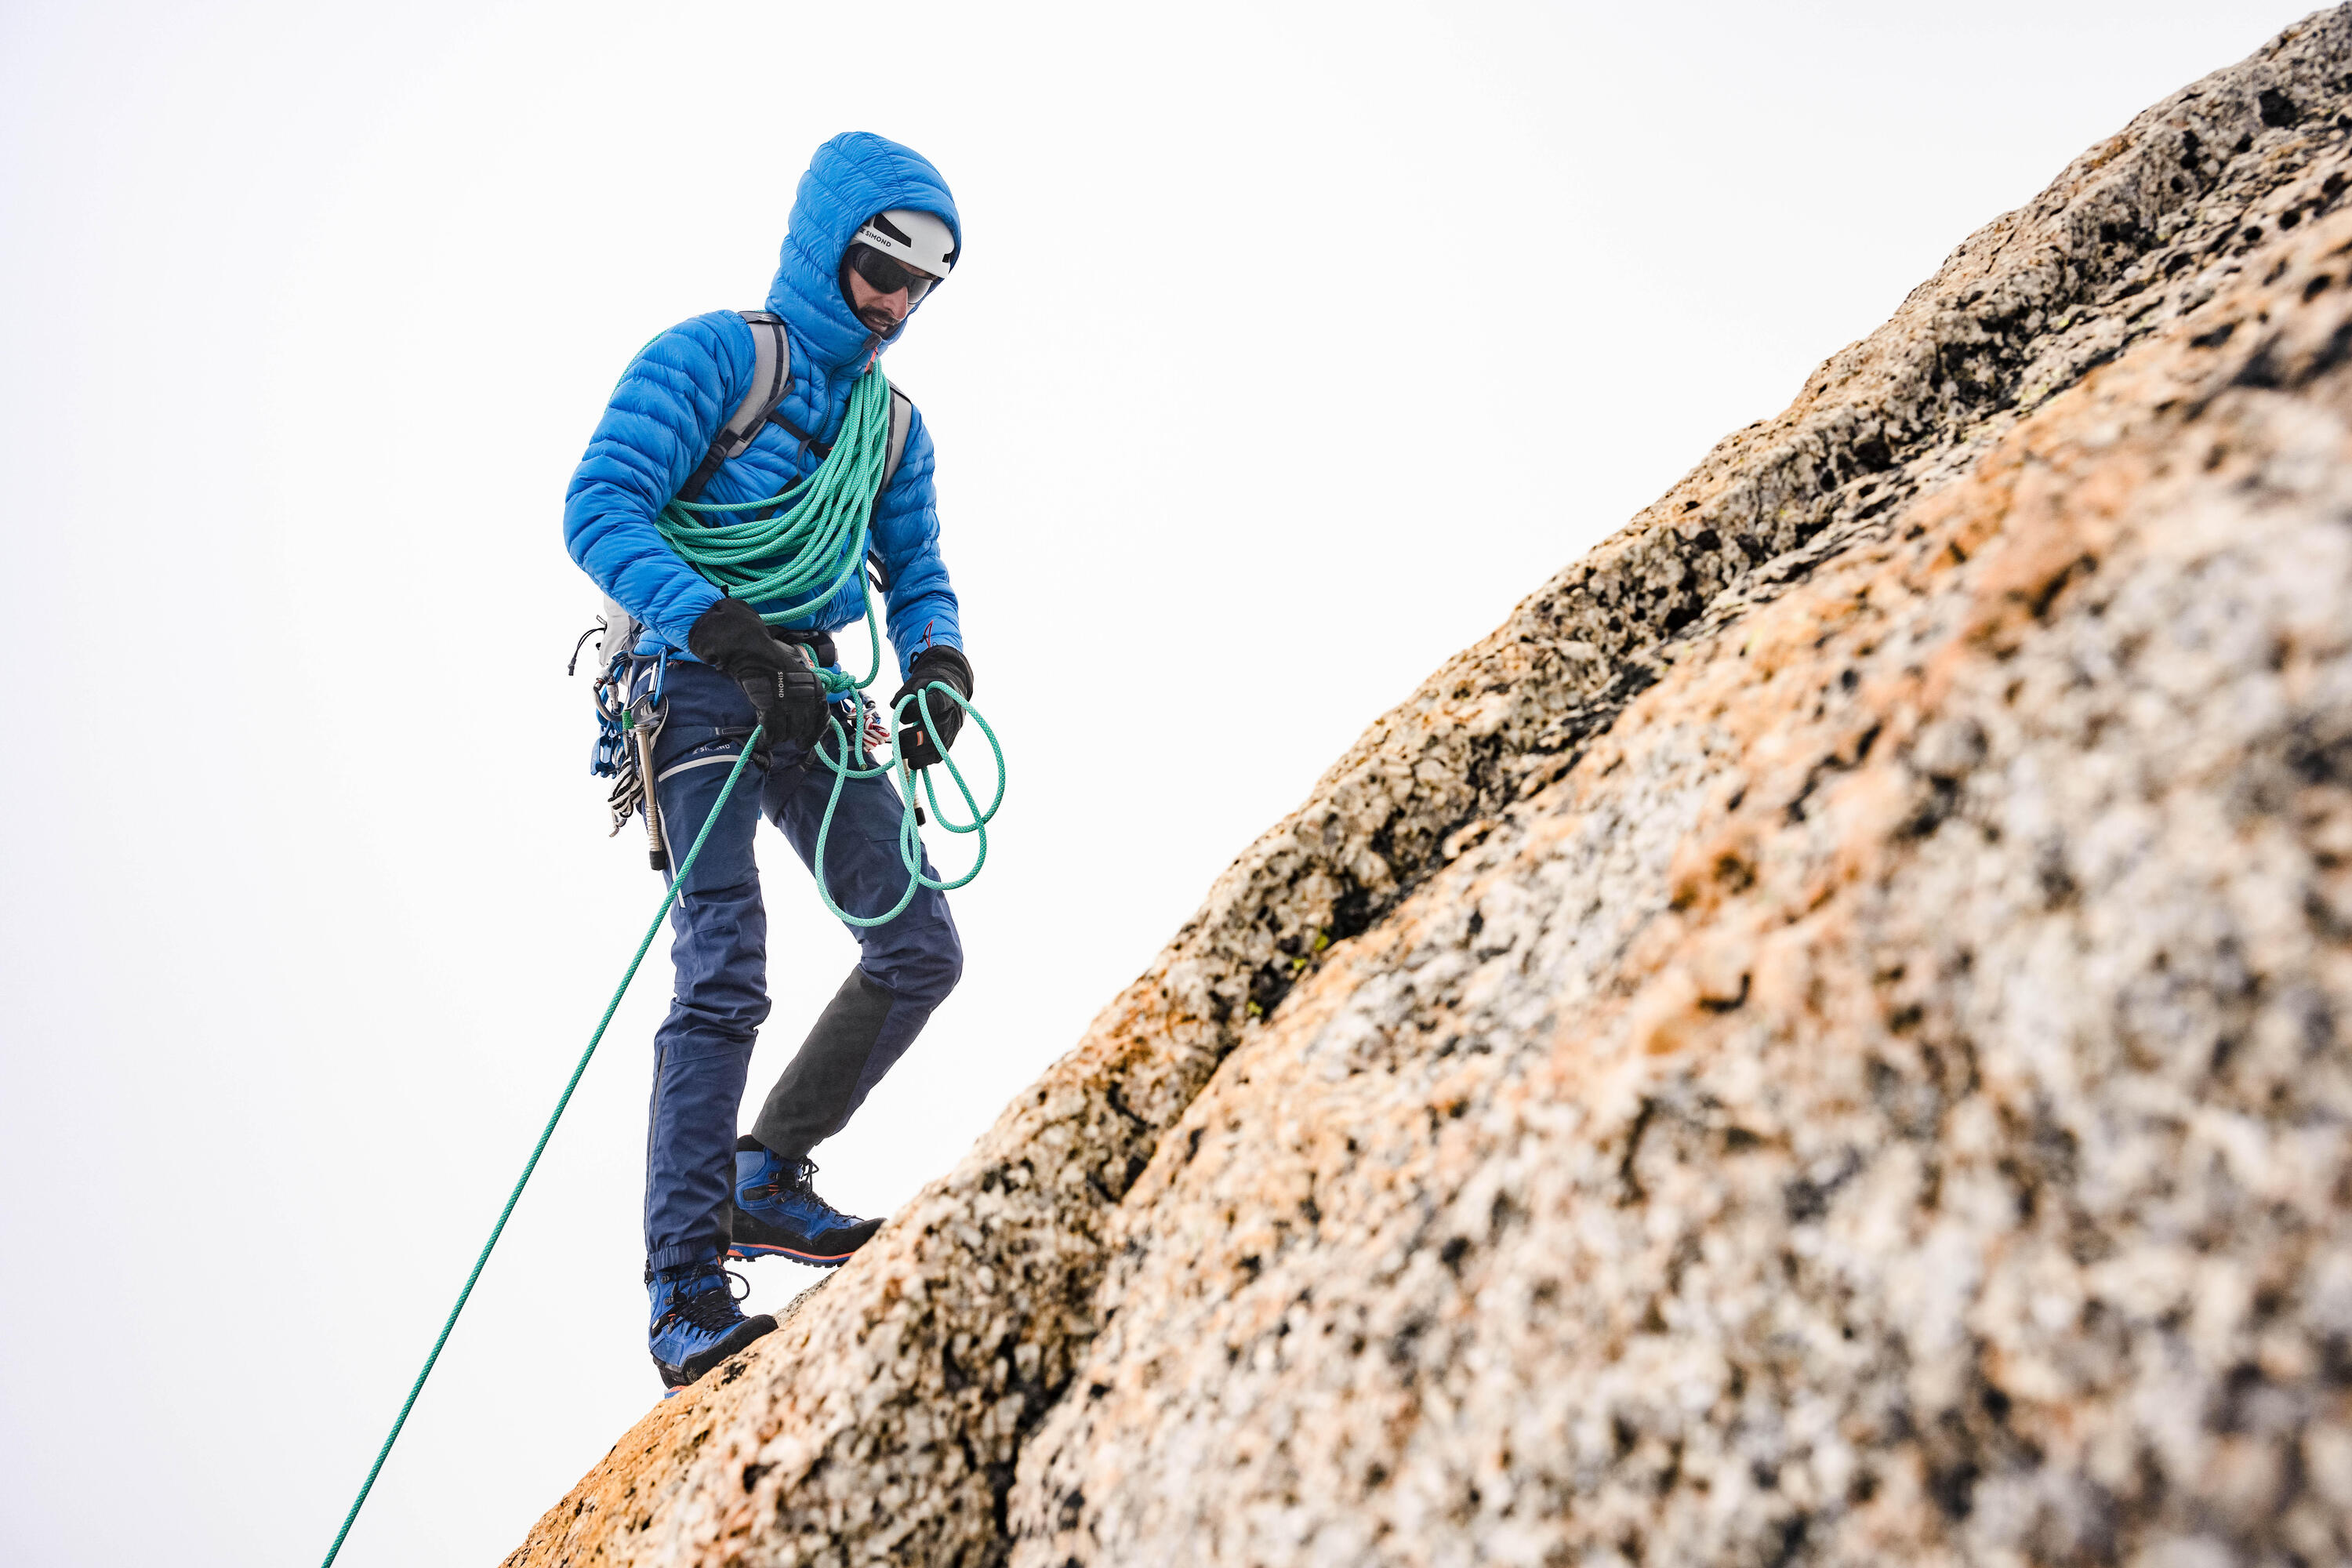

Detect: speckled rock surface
[506,13,2352,1566]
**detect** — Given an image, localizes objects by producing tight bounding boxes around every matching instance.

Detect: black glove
[891,646,973,769]
[687,597,826,750]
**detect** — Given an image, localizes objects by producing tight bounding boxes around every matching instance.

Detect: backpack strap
[866,384,918,594]
[769,378,910,467]
[677,311,791,503]
[764,402,832,459]
[883,385,914,489]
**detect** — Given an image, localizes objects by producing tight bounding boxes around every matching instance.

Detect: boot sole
[726,1240,860,1267]
[654,1312,777,1396]
[726,1202,882,1266]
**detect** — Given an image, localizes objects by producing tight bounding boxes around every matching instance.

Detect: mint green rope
[320,731,764,1568]
[807,680,1006,927]
[655,367,892,629]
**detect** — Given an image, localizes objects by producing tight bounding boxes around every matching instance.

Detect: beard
[855,305,902,334]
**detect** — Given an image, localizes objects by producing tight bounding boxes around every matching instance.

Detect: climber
[561,132,975,1392]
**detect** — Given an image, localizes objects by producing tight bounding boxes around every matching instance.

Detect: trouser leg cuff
[646,1238,725,1275]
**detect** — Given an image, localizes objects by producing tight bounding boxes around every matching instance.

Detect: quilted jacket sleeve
[869,401,964,681]
[562,312,753,649]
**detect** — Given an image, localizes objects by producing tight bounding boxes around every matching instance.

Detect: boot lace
[659,1268,750,1334]
[753,1156,824,1202]
[791,1160,862,1227]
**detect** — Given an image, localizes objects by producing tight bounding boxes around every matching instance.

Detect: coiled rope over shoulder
[653,363,1004,926]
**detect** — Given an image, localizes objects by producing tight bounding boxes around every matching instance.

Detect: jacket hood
[767,132,962,374]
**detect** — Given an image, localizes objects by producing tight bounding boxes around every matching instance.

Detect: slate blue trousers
[638,659,962,1273]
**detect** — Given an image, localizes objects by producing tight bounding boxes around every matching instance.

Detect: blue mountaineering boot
[728,1141,883,1266]
[647,1261,775,1396]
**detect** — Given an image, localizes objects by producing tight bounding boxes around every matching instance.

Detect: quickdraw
[587,638,672,869]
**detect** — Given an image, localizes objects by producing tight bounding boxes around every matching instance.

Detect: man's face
[844,264,913,333]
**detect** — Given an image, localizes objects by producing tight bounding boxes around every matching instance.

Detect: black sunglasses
[844,242,942,304]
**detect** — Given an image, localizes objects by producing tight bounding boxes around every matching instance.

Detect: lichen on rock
[506,11,2352,1566]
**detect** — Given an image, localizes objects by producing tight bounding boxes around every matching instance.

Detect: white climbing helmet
[851,209,956,280]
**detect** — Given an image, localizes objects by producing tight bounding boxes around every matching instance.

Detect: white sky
[0,2,2310,1563]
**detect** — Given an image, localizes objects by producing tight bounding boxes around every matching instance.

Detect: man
[562,132,975,1392]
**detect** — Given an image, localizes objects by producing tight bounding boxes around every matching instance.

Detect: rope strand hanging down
[320,731,764,1568]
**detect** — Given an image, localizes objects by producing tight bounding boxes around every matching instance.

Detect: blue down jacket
[563,132,964,679]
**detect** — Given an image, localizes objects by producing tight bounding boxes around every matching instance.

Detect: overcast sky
[0,2,2314,1563]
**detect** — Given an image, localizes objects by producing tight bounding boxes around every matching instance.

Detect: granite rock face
[508,13,2352,1565]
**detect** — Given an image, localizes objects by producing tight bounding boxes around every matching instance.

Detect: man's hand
[688,597,827,750]
[891,646,973,769]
